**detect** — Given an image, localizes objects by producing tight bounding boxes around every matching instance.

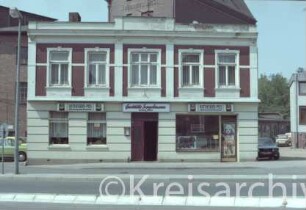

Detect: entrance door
[131,113,158,161]
[221,116,237,162]
[144,121,158,161]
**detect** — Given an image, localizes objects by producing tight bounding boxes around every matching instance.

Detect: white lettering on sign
[198,104,225,112]
[123,103,170,112]
[57,103,104,112]
[68,103,94,111]
[189,104,232,112]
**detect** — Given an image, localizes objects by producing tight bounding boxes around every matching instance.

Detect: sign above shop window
[189,104,233,113]
[58,103,104,112]
[122,103,170,113]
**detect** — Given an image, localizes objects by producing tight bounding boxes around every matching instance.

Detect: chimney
[105,0,112,22]
[69,12,81,22]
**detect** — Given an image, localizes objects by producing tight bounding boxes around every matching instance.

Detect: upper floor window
[16,46,28,65]
[86,49,109,87]
[216,51,239,88]
[19,82,27,104]
[299,82,306,95]
[180,51,203,87]
[129,51,160,87]
[48,49,71,86]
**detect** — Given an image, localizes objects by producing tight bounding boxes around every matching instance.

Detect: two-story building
[0,6,55,136]
[27,1,259,164]
[290,69,306,148]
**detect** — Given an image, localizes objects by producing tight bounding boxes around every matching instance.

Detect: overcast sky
[0,0,305,79]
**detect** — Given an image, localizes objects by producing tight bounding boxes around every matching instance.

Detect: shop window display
[176,115,219,152]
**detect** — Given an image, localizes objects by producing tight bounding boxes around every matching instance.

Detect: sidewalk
[279,147,306,160]
[0,147,305,180]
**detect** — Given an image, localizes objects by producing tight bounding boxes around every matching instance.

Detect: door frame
[131,113,158,161]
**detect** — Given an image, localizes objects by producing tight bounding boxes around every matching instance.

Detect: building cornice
[28,17,257,41]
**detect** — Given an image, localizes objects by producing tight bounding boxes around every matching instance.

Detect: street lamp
[9,7,23,174]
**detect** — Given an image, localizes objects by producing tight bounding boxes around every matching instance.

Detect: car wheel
[18,152,27,162]
[274,155,279,160]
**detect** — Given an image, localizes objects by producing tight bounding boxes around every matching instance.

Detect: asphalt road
[0,203,302,210]
[0,177,305,197]
[1,159,306,176]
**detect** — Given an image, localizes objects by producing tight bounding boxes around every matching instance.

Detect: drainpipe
[173,0,176,20]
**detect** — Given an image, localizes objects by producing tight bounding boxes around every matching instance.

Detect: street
[0,202,302,210]
[0,148,305,209]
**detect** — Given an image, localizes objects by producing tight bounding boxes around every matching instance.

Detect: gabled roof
[214,0,255,20]
[201,0,256,24]
[0,5,56,28]
[175,0,256,25]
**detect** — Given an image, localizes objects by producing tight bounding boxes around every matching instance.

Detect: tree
[258,73,290,119]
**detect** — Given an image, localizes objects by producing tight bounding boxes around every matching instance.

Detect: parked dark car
[257,137,280,160]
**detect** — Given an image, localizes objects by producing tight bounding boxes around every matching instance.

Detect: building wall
[27,102,257,164]
[0,34,28,136]
[0,6,55,137]
[290,74,306,148]
[27,18,258,163]
[109,0,174,21]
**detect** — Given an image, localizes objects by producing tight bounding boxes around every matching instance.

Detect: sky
[0,0,305,79]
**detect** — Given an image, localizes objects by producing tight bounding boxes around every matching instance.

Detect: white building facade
[27,17,259,164]
[290,70,306,148]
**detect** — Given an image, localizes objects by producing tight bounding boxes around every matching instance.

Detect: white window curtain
[49,112,68,144]
[218,53,237,87]
[181,53,201,86]
[130,52,158,87]
[87,113,106,144]
[88,52,107,86]
[50,51,69,86]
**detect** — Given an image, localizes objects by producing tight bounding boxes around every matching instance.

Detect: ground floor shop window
[49,112,68,144]
[176,115,219,151]
[87,113,107,145]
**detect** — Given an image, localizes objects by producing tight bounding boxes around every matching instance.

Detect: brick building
[27,0,259,164]
[0,6,55,136]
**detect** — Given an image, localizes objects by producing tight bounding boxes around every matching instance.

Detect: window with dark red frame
[299,82,306,95]
[300,106,306,125]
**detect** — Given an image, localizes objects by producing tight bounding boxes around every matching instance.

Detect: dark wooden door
[131,113,158,161]
[131,119,144,161]
[144,121,158,161]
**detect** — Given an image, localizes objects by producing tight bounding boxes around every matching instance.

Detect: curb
[0,193,305,208]
[1,174,306,181]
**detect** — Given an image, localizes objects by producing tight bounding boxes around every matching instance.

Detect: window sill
[86,145,109,151]
[48,144,71,150]
[176,149,219,153]
[47,86,72,90]
[128,87,161,90]
[85,86,110,90]
[179,87,204,90]
[215,87,241,91]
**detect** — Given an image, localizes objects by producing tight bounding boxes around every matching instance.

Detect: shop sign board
[189,104,233,112]
[58,103,104,112]
[123,103,170,113]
